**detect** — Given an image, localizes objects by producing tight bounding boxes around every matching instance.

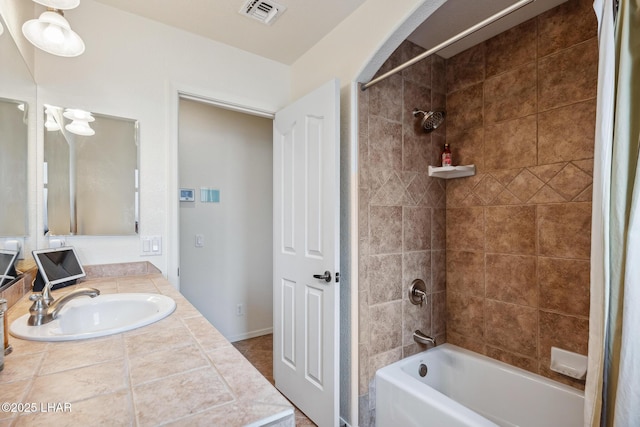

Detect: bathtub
[375,344,584,427]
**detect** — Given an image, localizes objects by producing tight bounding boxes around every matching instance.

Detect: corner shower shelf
[428,165,476,179]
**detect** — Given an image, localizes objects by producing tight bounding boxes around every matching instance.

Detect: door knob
[313,271,332,282]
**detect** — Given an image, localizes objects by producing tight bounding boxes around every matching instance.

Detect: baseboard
[228,327,273,343]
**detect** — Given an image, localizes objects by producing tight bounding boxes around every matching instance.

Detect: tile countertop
[0,274,294,427]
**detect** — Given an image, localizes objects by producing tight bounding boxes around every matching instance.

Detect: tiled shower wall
[357,0,597,424]
[357,42,447,427]
[444,0,596,389]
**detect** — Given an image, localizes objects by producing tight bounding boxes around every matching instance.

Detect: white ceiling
[92,0,568,65]
[92,0,368,65]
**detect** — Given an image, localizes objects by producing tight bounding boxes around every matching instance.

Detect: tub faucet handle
[409,279,427,306]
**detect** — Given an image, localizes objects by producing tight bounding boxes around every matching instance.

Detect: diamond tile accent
[528,186,566,204]
[494,189,522,205]
[405,173,428,205]
[547,163,592,201]
[527,163,565,183]
[507,169,545,202]
[473,175,504,204]
[572,159,594,176]
[370,172,410,205]
[426,179,446,208]
[490,168,522,186]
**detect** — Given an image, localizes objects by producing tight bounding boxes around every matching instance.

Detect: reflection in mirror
[43,107,139,235]
[0,14,34,238]
[0,98,28,236]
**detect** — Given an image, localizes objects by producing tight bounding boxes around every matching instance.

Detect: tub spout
[413,330,436,346]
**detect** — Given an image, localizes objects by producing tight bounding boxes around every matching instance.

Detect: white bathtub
[375,344,584,427]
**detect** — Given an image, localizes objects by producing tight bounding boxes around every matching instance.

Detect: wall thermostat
[179,188,195,202]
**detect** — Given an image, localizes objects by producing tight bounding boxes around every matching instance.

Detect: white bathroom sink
[10,293,176,342]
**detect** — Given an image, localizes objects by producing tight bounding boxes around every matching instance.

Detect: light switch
[141,235,162,256]
[195,234,204,248]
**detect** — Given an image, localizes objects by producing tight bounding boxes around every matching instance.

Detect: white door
[273,79,340,427]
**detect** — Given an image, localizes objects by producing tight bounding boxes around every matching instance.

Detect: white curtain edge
[586,0,615,426]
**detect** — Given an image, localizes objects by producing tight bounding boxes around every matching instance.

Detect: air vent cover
[239,0,286,25]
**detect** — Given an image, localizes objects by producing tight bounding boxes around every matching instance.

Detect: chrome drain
[419,363,428,377]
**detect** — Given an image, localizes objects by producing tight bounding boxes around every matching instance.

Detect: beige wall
[357,40,447,427]
[444,0,597,390]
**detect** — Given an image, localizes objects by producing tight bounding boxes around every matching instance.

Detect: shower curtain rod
[361,0,534,91]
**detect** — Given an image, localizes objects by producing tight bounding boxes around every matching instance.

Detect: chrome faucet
[28,282,100,326]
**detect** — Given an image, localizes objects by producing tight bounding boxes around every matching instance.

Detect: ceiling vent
[239,0,286,25]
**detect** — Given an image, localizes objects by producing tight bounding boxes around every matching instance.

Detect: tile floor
[233,334,316,427]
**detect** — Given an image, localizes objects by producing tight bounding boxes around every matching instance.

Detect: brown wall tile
[446,250,485,296]
[538,38,598,111]
[485,300,538,357]
[431,208,446,250]
[486,19,537,77]
[368,73,403,122]
[537,0,597,57]
[403,206,432,251]
[369,302,402,354]
[401,41,432,86]
[446,43,485,93]
[486,254,537,306]
[446,83,484,131]
[539,310,589,358]
[547,163,592,201]
[368,116,402,171]
[446,207,484,251]
[538,202,591,258]
[432,250,446,292]
[485,346,538,373]
[369,206,402,254]
[539,257,590,316]
[485,205,536,255]
[538,100,596,163]
[403,251,432,295]
[484,63,537,124]
[447,292,485,337]
[368,254,403,305]
[446,127,484,172]
[485,116,537,170]
[432,291,446,335]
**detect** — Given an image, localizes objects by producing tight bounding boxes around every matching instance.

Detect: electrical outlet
[236,304,244,317]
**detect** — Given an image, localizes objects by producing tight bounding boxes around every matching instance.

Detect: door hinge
[335,272,340,283]
[177,267,180,277]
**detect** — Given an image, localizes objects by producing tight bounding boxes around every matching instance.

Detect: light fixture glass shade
[63,108,94,122]
[65,119,94,136]
[22,11,85,57]
[63,108,94,136]
[33,0,80,10]
[44,108,61,131]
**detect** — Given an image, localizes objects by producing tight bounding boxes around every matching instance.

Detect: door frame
[167,83,275,290]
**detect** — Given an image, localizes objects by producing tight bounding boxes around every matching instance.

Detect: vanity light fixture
[32,0,80,9]
[22,6,84,57]
[44,106,61,131]
[63,108,95,136]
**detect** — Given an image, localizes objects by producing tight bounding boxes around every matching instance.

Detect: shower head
[413,109,446,132]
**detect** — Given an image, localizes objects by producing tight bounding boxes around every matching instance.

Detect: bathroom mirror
[0,14,35,237]
[43,108,139,235]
